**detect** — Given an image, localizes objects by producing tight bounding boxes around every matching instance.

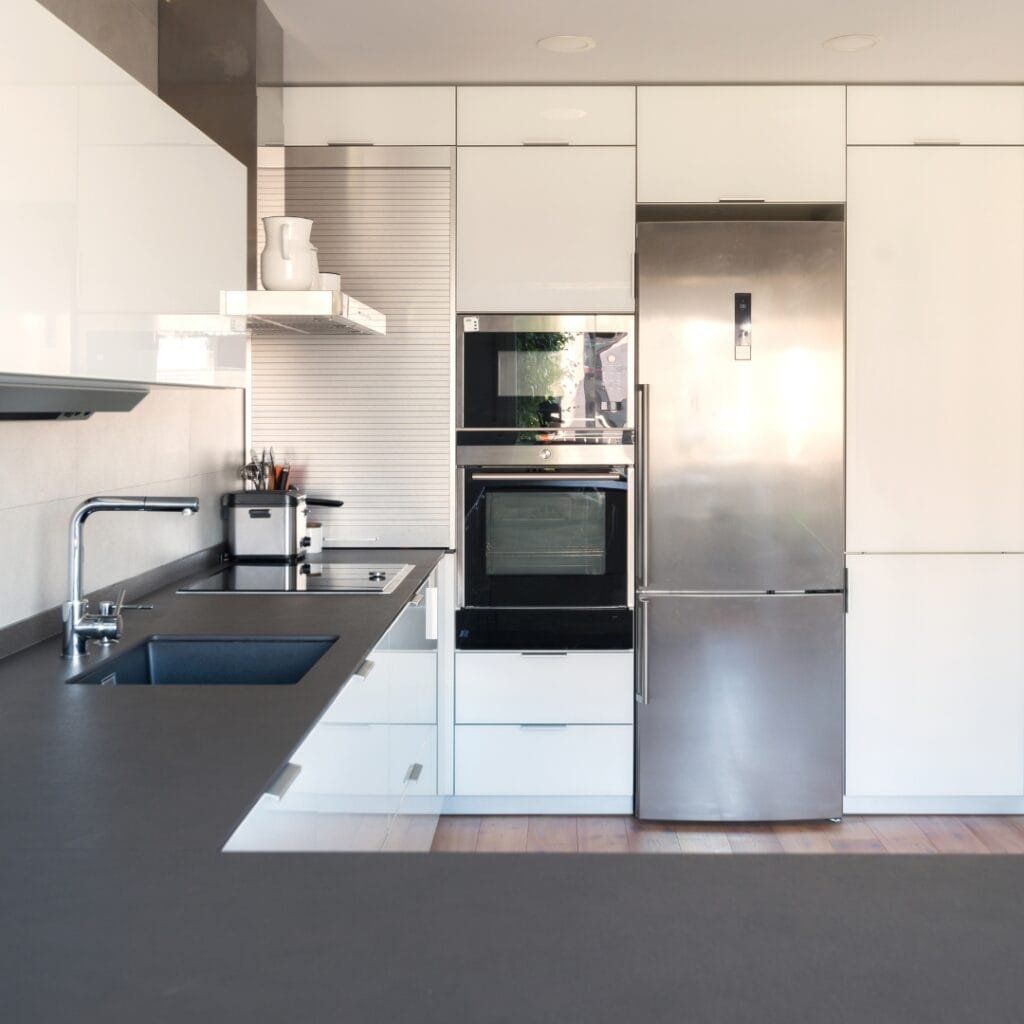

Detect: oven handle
[470,472,626,483]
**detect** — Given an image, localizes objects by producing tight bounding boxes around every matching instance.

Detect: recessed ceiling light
[823,34,878,52]
[540,107,588,121]
[537,35,597,54]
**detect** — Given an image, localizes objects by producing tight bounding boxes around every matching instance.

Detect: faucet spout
[62,495,201,660]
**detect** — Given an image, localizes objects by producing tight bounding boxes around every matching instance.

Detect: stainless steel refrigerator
[635,218,845,821]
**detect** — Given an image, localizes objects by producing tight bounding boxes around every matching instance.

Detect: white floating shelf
[220,290,387,337]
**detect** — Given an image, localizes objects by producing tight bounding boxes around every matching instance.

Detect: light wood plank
[430,815,481,853]
[772,823,836,854]
[914,816,989,855]
[866,816,937,854]
[475,816,529,853]
[726,825,785,854]
[674,825,732,854]
[577,816,631,853]
[963,816,1024,854]
[526,816,578,853]
[626,819,683,853]
[829,837,887,853]
[382,815,438,853]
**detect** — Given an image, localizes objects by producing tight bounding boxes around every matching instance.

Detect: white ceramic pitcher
[261,216,317,290]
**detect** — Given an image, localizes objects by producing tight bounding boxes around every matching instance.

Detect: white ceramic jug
[261,216,317,290]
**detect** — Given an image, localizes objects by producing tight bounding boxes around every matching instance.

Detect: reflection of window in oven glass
[485,492,606,576]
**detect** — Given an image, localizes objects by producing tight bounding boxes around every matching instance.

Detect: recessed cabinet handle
[912,138,961,146]
[519,724,569,730]
[520,651,568,657]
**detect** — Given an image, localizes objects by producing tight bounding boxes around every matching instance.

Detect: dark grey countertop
[0,547,445,853]
[2,548,1022,1022]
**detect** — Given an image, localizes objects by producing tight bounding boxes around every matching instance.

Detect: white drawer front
[322,651,436,725]
[847,86,1024,145]
[456,651,634,724]
[455,725,633,797]
[457,86,635,145]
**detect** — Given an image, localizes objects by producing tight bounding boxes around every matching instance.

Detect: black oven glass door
[462,329,631,431]
[463,471,629,607]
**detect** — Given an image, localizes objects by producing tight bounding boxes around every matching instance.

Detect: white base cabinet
[453,650,634,805]
[846,554,1024,799]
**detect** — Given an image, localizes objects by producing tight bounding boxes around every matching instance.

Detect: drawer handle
[404,762,423,783]
[519,724,569,730]
[912,138,961,146]
[265,761,302,800]
[520,651,568,657]
[352,659,375,680]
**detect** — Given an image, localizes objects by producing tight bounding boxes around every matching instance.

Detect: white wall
[0,385,242,630]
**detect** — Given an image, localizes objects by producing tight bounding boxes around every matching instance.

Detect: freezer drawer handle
[265,762,302,801]
[404,763,423,783]
[734,292,752,361]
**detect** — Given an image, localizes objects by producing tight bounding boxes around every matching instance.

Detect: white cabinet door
[845,555,1024,798]
[457,87,635,145]
[637,86,845,202]
[847,86,1024,145]
[457,147,635,312]
[281,87,456,145]
[847,147,1024,552]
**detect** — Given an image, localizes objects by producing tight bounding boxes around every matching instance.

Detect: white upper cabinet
[847,86,1024,145]
[457,87,635,145]
[637,86,845,202]
[846,146,1024,552]
[0,0,246,387]
[457,147,635,313]
[845,554,1024,798]
[280,87,456,146]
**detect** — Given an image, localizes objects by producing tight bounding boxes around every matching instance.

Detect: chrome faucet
[62,496,199,660]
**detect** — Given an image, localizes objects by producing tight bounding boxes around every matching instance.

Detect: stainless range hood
[0,374,149,421]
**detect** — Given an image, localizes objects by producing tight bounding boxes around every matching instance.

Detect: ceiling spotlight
[537,35,597,54]
[823,34,878,52]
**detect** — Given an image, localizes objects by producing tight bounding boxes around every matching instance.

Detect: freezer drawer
[636,593,843,821]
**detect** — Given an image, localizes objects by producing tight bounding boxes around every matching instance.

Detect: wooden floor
[429,815,1024,854]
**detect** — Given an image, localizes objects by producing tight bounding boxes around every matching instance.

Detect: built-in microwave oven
[457,314,635,450]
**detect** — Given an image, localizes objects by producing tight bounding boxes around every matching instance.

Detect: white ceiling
[264,0,1024,84]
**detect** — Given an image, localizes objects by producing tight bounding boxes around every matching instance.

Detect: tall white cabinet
[845,86,1024,812]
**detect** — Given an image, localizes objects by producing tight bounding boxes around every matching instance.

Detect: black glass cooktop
[179,562,414,596]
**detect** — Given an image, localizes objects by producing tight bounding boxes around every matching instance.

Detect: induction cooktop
[179,562,415,596]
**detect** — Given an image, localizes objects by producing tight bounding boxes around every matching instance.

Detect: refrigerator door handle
[635,597,649,705]
[635,383,649,588]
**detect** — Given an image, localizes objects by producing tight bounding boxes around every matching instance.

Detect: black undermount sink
[66,636,338,686]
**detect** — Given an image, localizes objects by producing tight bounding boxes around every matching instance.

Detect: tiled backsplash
[0,385,242,630]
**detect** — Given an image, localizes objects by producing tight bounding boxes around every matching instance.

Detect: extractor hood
[0,374,149,420]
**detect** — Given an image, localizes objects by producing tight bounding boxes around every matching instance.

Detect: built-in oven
[456,460,633,650]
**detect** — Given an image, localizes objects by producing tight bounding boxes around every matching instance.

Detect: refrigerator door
[637,220,844,592]
[636,593,844,821]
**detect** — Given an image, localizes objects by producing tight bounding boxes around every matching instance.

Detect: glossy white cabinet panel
[322,651,437,725]
[455,651,634,724]
[0,0,247,386]
[457,146,635,313]
[847,147,1024,552]
[455,725,633,797]
[847,86,1024,145]
[637,86,845,202]
[281,86,456,145]
[457,86,635,145]
[846,555,1024,798]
